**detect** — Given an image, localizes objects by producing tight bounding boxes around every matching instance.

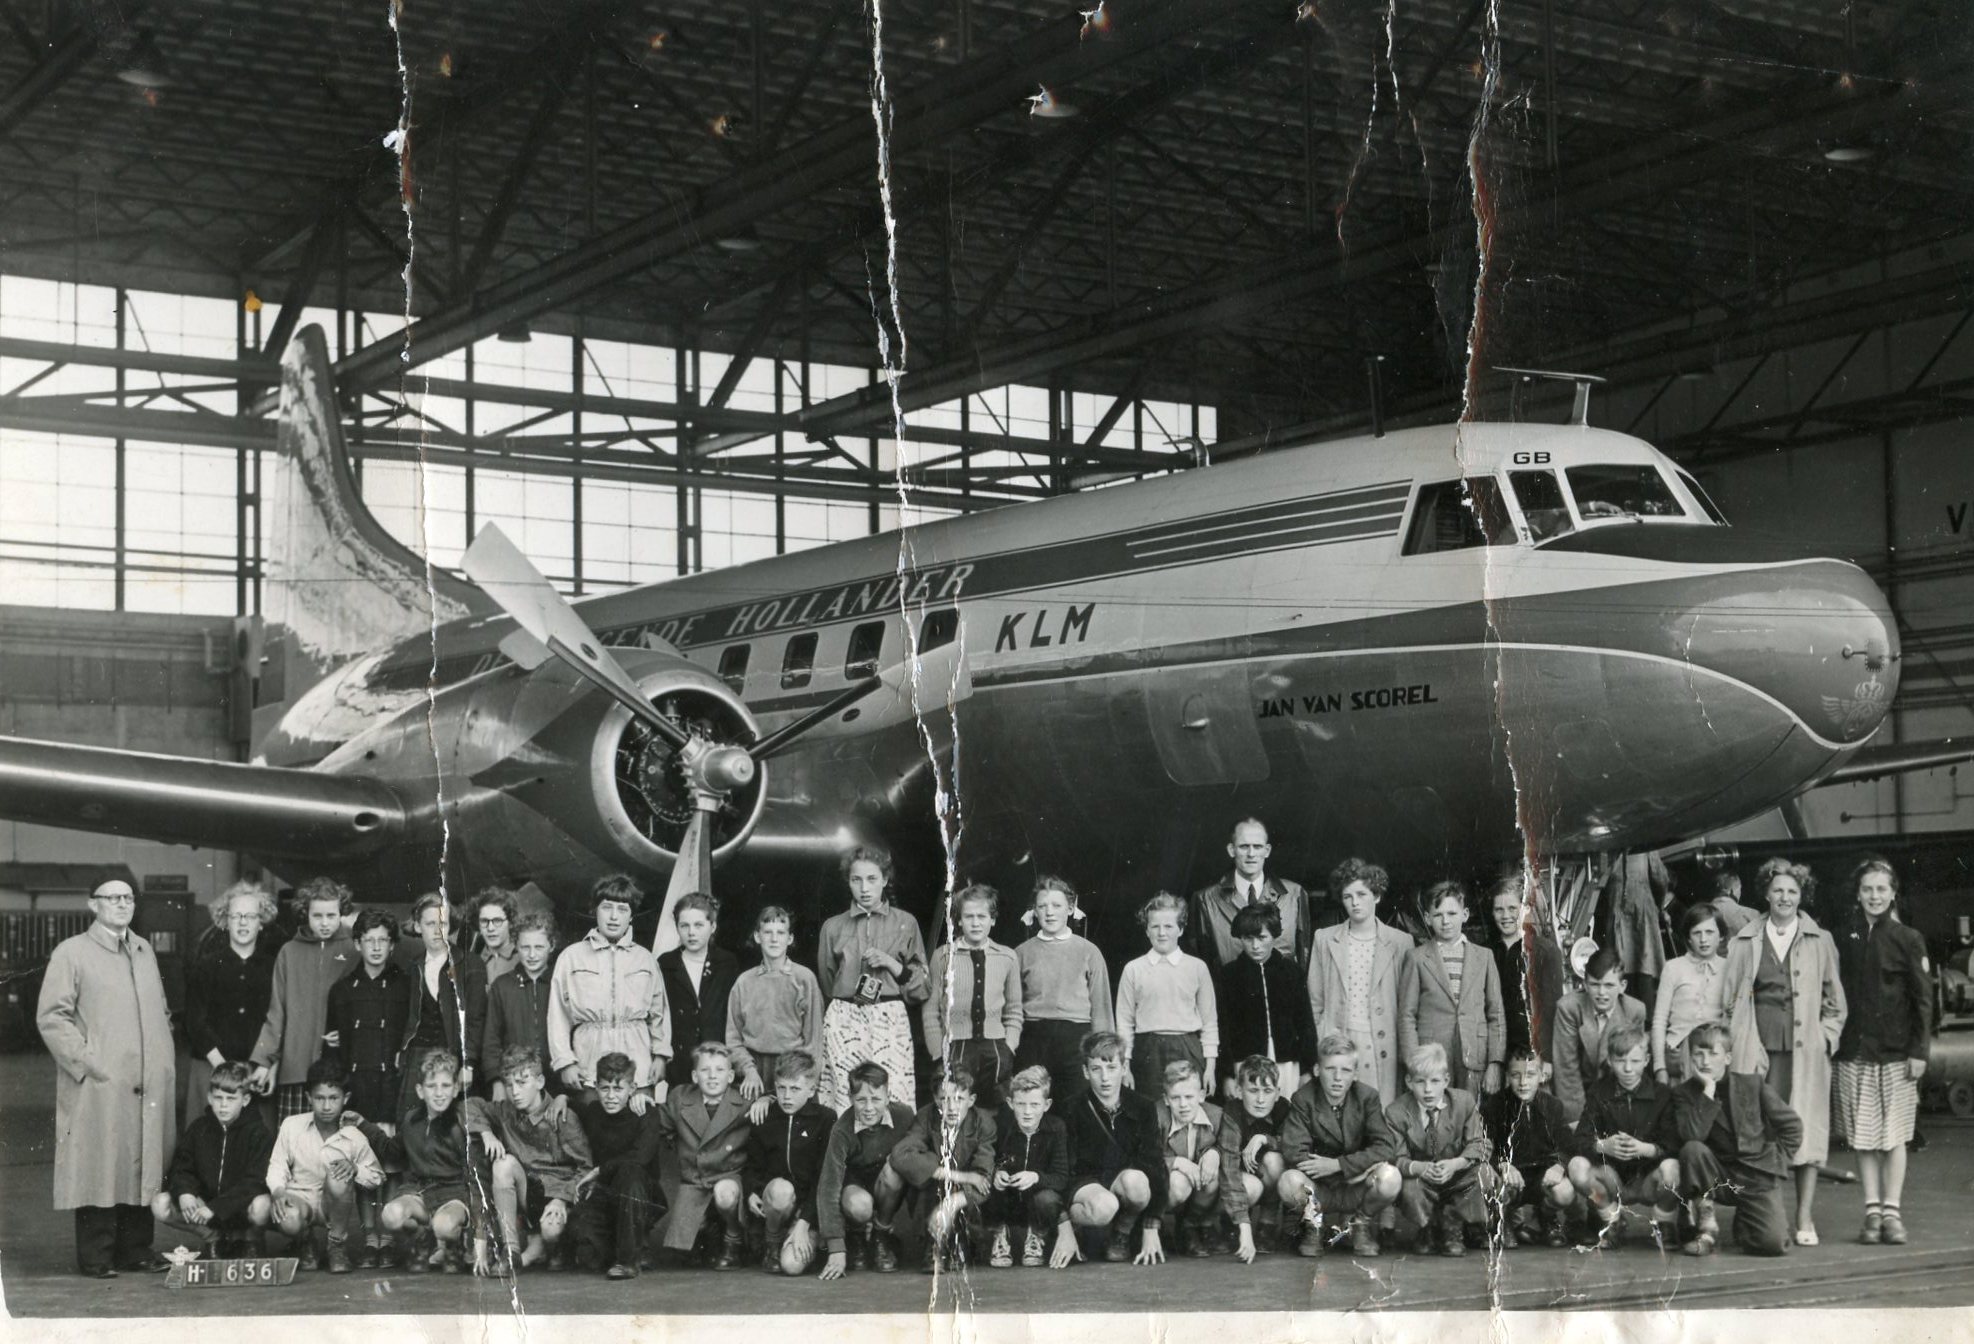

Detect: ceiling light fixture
[117,31,171,89]
[496,322,533,344]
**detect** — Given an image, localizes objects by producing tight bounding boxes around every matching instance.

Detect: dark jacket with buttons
[658,947,740,1087]
[1280,1078,1399,1178]
[1837,917,1933,1064]
[1668,1072,1801,1180]
[184,939,279,1064]
[325,961,410,1121]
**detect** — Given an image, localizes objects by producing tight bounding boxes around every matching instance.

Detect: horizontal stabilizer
[1820,737,1974,786]
[0,735,406,863]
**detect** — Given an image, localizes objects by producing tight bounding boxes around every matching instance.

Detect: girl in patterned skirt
[816,847,928,1112]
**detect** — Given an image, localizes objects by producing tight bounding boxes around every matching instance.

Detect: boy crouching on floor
[983,1065,1071,1268]
[1480,1047,1575,1248]
[1568,1024,1680,1247]
[888,1064,999,1273]
[1227,1055,1294,1251]
[1387,1042,1492,1256]
[1062,1030,1168,1266]
[1278,1034,1401,1259]
[152,1060,276,1260]
[467,1046,593,1272]
[1157,1060,1255,1262]
[654,1042,754,1268]
[263,1057,385,1271]
[816,1061,914,1278]
[374,1051,490,1274]
[570,1051,665,1279]
[1667,1020,1803,1258]
[746,1050,835,1275]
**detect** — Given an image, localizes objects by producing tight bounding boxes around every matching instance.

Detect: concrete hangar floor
[1,1053,1970,1319]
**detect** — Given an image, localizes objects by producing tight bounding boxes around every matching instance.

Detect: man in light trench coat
[36,878,176,1277]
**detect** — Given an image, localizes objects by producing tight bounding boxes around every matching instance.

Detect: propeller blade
[752,636,972,761]
[464,524,690,749]
[652,806,713,955]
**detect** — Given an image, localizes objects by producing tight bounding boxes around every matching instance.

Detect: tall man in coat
[37,879,176,1277]
[1187,819,1319,994]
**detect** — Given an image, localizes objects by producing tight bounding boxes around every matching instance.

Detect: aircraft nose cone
[1676,559,1898,745]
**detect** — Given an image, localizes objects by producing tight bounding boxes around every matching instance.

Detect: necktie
[969,949,987,1037]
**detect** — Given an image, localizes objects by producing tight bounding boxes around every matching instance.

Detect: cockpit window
[1675,468,1730,525]
[1565,465,1685,521]
[1403,477,1516,555]
[1509,469,1572,542]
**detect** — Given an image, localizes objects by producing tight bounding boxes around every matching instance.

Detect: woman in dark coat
[325,908,411,1123]
[182,881,280,1127]
[1833,858,1933,1247]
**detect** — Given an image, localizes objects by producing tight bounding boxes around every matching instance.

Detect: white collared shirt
[1765,918,1799,966]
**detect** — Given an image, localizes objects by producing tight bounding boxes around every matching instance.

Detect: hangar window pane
[1403,478,1515,555]
[845,621,885,679]
[780,633,818,690]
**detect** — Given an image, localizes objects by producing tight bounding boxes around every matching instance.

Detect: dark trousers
[981,1185,1064,1233]
[1676,1140,1790,1256]
[939,1038,1014,1110]
[1396,1165,1488,1231]
[1129,1031,1204,1098]
[1014,1020,1091,1108]
[75,1205,155,1273]
[571,1166,665,1270]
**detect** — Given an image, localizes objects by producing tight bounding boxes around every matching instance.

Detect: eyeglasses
[94,894,137,905]
[478,915,508,926]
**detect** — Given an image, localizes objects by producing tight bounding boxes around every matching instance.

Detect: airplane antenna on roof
[1494,365,1607,427]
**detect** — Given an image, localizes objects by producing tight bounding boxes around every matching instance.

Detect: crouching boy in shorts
[983,1065,1070,1267]
[152,1061,276,1260]
[1387,1042,1492,1256]
[1157,1060,1254,1262]
[1061,1031,1167,1266]
[816,1061,913,1278]
[1568,1024,1679,1247]
[264,1057,384,1271]
[1278,1034,1401,1259]
[374,1051,490,1274]
[888,1065,999,1273]
[1480,1047,1575,1248]
[467,1046,594,1272]
[1668,1020,1803,1258]
[571,1052,665,1279]
[746,1050,835,1275]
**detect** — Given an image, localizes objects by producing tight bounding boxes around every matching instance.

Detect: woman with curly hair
[1721,857,1847,1246]
[182,880,280,1126]
[1306,858,1414,1104]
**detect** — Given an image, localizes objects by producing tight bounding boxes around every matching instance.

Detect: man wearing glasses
[36,879,177,1277]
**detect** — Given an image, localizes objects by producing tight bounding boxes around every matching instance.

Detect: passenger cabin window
[1509,469,1572,542]
[717,644,750,692]
[845,621,885,680]
[1566,465,1685,520]
[920,608,958,650]
[1675,468,1730,524]
[780,633,818,690]
[1403,477,1516,555]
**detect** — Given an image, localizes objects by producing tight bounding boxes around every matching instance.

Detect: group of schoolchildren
[151,844,1813,1285]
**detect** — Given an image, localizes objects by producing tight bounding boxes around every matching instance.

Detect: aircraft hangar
[0,0,1973,1314]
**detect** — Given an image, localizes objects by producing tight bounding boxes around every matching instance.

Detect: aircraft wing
[1820,737,1974,786]
[0,735,406,863]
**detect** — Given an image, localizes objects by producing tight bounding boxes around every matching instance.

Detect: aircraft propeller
[462,524,970,952]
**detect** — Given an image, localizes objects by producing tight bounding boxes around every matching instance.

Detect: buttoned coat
[37,923,177,1208]
[654,1084,753,1249]
[1398,936,1506,1079]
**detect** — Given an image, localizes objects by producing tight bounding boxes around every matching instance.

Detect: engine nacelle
[310,647,766,901]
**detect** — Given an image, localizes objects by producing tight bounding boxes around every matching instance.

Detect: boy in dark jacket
[1480,1047,1575,1247]
[888,1064,999,1274]
[1061,1030,1167,1267]
[571,1052,666,1279]
[816,1061,914,1279]
[1227,1055,1295,1251]
[482,912,559,1097]
[1670,1021,1803,1257]
[1567,1023,1680,1245]
[1217,904,1318,1098]
[746,1050,835,1275]
[373,1051,491,1273]
[983,1065,1071,1267]
[1279,1034,1401,1259]
[149,1061,275,1258]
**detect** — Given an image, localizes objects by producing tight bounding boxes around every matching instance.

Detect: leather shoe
[118,1252,171,1274]
[82,1265,119,1279]
[606,1262,638,1280]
